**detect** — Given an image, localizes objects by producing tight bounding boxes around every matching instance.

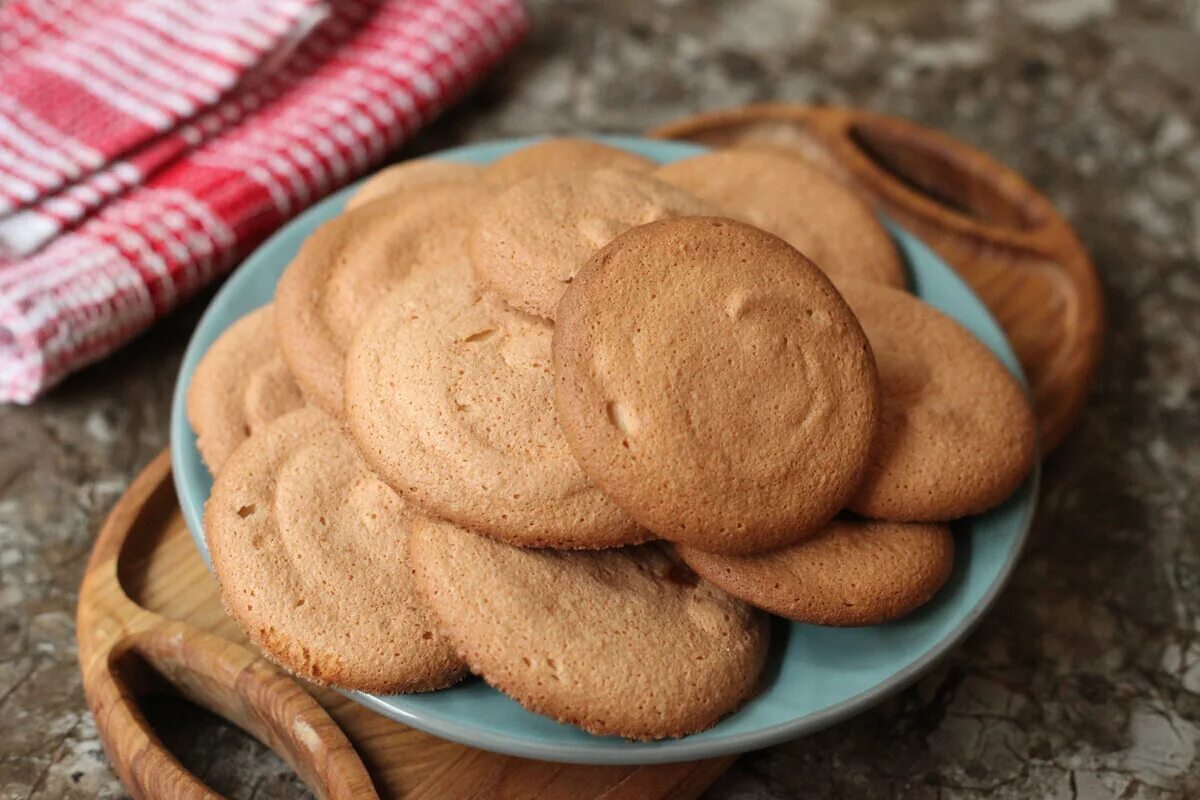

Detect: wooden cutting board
[76,108,1103,799]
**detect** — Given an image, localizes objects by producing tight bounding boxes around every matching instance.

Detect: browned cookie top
[678,519,955,626]
[344,260,645,549]
[655,147,905,288]
[275,183,490,415]
[840,280,1038,521]
[482,137,655,186]
[346,158,483,210]
[205,407,466,694]
[408,516,769,740]
[553,217,880,554]
[469,167,717,319]
[186,305,303,473]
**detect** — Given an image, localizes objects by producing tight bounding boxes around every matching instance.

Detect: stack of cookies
[188,138,1037,741]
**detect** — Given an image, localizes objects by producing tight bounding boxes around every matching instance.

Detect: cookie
[655,148,905,288]
[344,265,644,549]
[483,137,655,186]
[651,107,846,173]
[469,168,717,319]
[553,217,879,554]
[408,516,769,740]
[186,305,304,473]
[275,182,490,415]
[677,519,955,626]
[840,280,1037,520]
[346,158,482,210]
[205,407,466,694]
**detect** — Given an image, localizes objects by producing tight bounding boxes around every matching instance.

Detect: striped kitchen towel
[0,0,528,403]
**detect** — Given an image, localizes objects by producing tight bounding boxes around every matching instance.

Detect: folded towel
[0,0,528,402]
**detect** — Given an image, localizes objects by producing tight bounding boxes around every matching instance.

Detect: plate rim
[169,134,1040,765]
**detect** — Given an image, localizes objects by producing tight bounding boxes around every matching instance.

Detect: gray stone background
[2,0,1198,797]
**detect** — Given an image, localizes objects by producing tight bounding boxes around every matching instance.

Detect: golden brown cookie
[483,137,655,186]
[186,305,304,473]
[677,519,955,626]
[275,182,490,415]
[408,516,769,740]
[205,407,466,694]
[346,158,482,210]
[344,263,644,549]
[469,168,717,319]
[840,280,1037,520]
[553,217,880,554]
[654,148,905,288]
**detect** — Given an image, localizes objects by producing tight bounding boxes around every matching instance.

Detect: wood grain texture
[650,105,1104,452]
[76,451,733,799]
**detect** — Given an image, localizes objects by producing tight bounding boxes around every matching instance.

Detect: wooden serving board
[650,105,1104,452]
[77,109,1104,799]
[77,451,736,799]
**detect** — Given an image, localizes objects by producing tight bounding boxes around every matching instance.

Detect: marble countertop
[2,0,1198,797]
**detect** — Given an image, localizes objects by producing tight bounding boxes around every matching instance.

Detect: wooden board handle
[78,451,380,800]
[800,109,1053,241]
[650,105,1104,451]
[83,635,225,800]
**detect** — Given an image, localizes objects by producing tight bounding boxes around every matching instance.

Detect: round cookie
[275,182,490,415]
[469,168,718,319]
[677,519,955,626]
[186,305,304,473]
[840,280,1038,520]
[344,266,644,549]
[346,158,482,210]
[205,407,466,693]
[654,148,905,288]
[553,217,880,555]
[483,137,655,186]
[408,516,769,740]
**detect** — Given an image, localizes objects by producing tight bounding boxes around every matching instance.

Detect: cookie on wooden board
[344,262,644,549]
[677,519,955,626]
[205,407,466,694]
[553,216,879,554]
[346,158,483,210]
[408,516,769,740]
[469,167,717,319]
[275,182,490,415]
[654,147,905,288]
[186,305,304,473]
[840,280,1038,521]
[483,137,655,186]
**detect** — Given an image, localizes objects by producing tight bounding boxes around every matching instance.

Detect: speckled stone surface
[1,0,1198,797]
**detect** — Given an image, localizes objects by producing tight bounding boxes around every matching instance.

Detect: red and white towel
[0,0,528,403]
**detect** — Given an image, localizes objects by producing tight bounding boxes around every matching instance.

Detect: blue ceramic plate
[170,136,1039,765]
